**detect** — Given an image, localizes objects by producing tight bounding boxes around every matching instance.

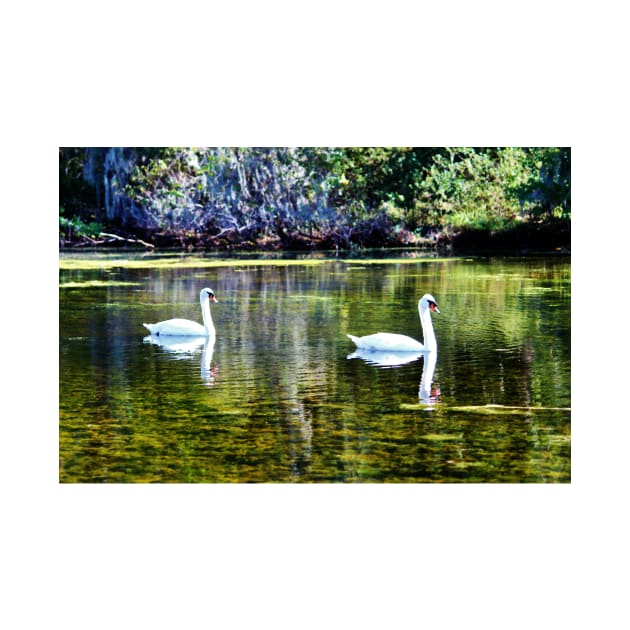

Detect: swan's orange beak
[209,295,218,303]
[429,302,440,314]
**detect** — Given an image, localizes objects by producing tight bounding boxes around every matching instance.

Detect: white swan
[347,293,440,352]
[143,288,218,336]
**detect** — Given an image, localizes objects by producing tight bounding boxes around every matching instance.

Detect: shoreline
[59,220,570,256]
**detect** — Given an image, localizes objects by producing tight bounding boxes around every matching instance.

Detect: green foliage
[414,148,525,229]
[59,207,104,239]
[516,147,571,220]
[309,147,438,227]
[413,147,570,231]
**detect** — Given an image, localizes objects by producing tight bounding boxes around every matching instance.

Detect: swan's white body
[143,288,218,336]
[347,293,440,352]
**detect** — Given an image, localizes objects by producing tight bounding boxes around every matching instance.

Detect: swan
[347,293,440,352]
[143,288,218,336]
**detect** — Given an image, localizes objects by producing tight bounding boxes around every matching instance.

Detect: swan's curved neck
[419,304,437,351]
[200,294,215,336]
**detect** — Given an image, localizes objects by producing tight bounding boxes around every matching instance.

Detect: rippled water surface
[59,253,570,482]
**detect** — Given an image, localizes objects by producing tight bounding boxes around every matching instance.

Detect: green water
[59,253,570,482]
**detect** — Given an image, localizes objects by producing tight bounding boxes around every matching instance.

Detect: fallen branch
[96,232,155,248]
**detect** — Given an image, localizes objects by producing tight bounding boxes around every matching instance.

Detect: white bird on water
[347,293,440,352]
[143,288,218,337]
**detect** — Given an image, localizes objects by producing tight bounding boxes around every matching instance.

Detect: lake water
[59,252,570,482]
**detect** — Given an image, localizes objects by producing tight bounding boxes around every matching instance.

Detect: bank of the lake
[59,218,570,255]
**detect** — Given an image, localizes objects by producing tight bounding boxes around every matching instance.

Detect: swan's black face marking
[206,290,218,303]
[428,300,440,314]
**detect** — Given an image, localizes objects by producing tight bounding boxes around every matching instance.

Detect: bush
[413,147,570,231]
[59,207,103,239]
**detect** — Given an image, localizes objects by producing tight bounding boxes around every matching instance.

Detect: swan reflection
[418,349,439,404]
[143,334,206,354]
[143,334,217,384]
[346,348,423,367]
[347,348,440,405]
